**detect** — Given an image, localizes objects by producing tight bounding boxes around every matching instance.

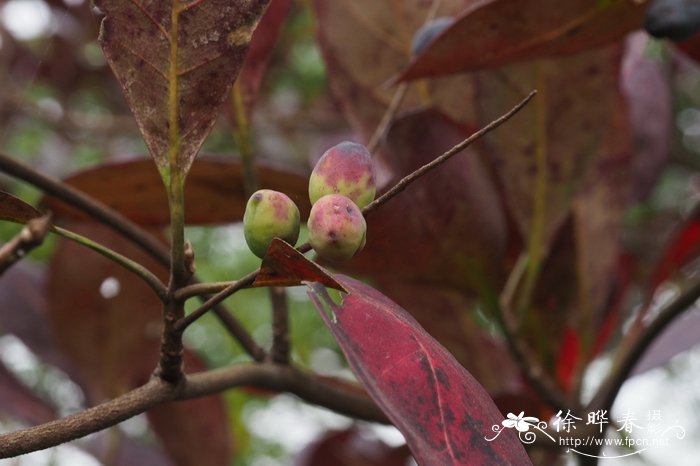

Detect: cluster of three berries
[243,142,376,263]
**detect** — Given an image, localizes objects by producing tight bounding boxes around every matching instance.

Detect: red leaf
[677,31,700,62]
[42,156,310,226]
[253,238,347,291]
[365,279,520,396]
[307,276,530,465]
[399,0,646,80]
[235,0,292,116]
[649,220,700,294]
[96,0,271,175]
[555,328,580,393]
[47,222,166,400]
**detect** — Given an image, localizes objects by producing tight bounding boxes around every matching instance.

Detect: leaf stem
[157,0,189,383]
[54,226,167,300]
[517,71,548,317]
[231,80,258,196]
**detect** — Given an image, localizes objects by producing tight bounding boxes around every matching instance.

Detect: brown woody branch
[0,363,385,458]
[270,286,290,364]
[0,215,51,275]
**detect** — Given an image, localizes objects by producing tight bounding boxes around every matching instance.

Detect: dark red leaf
[399,0,646,80]
[47,222,167,399]
[235,0,292,116]
[253,238,347,291]
[649,220,700,294]
[0,191,43,224]
[307,275,530,466]
[295,428,410,466]
[96,0,271,175]
[677,31,700,62]
[42,156,310,226]
[365,279,520,396]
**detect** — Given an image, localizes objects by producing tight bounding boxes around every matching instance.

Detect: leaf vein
[416,337,458,464]
[127,0,171,44]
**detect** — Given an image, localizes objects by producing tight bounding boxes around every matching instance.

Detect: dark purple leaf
[308,275,530,466]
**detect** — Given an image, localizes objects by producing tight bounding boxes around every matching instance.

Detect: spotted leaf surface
[308,275,530,466]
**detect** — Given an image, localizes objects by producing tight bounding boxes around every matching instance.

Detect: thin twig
[0,215,51,275]
[174,280,240,301]
[174,270,258,333]
[270,286,290,364]
[367,83,408,153]
[497,252,573,412]
[587,275,700,415]
[362,90,537,217]
[496,296,573,413]
[0,363,384,458]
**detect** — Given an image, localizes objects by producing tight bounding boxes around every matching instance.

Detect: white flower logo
[502,411,540,432]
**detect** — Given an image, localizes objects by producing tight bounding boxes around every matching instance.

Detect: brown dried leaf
[313,0,478,141]
[399,0,646,80]
[476,45,624,246]
[47,222,167,399]
[42,156,309,226]
[96,0,271,176]
[0,191,42,224]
